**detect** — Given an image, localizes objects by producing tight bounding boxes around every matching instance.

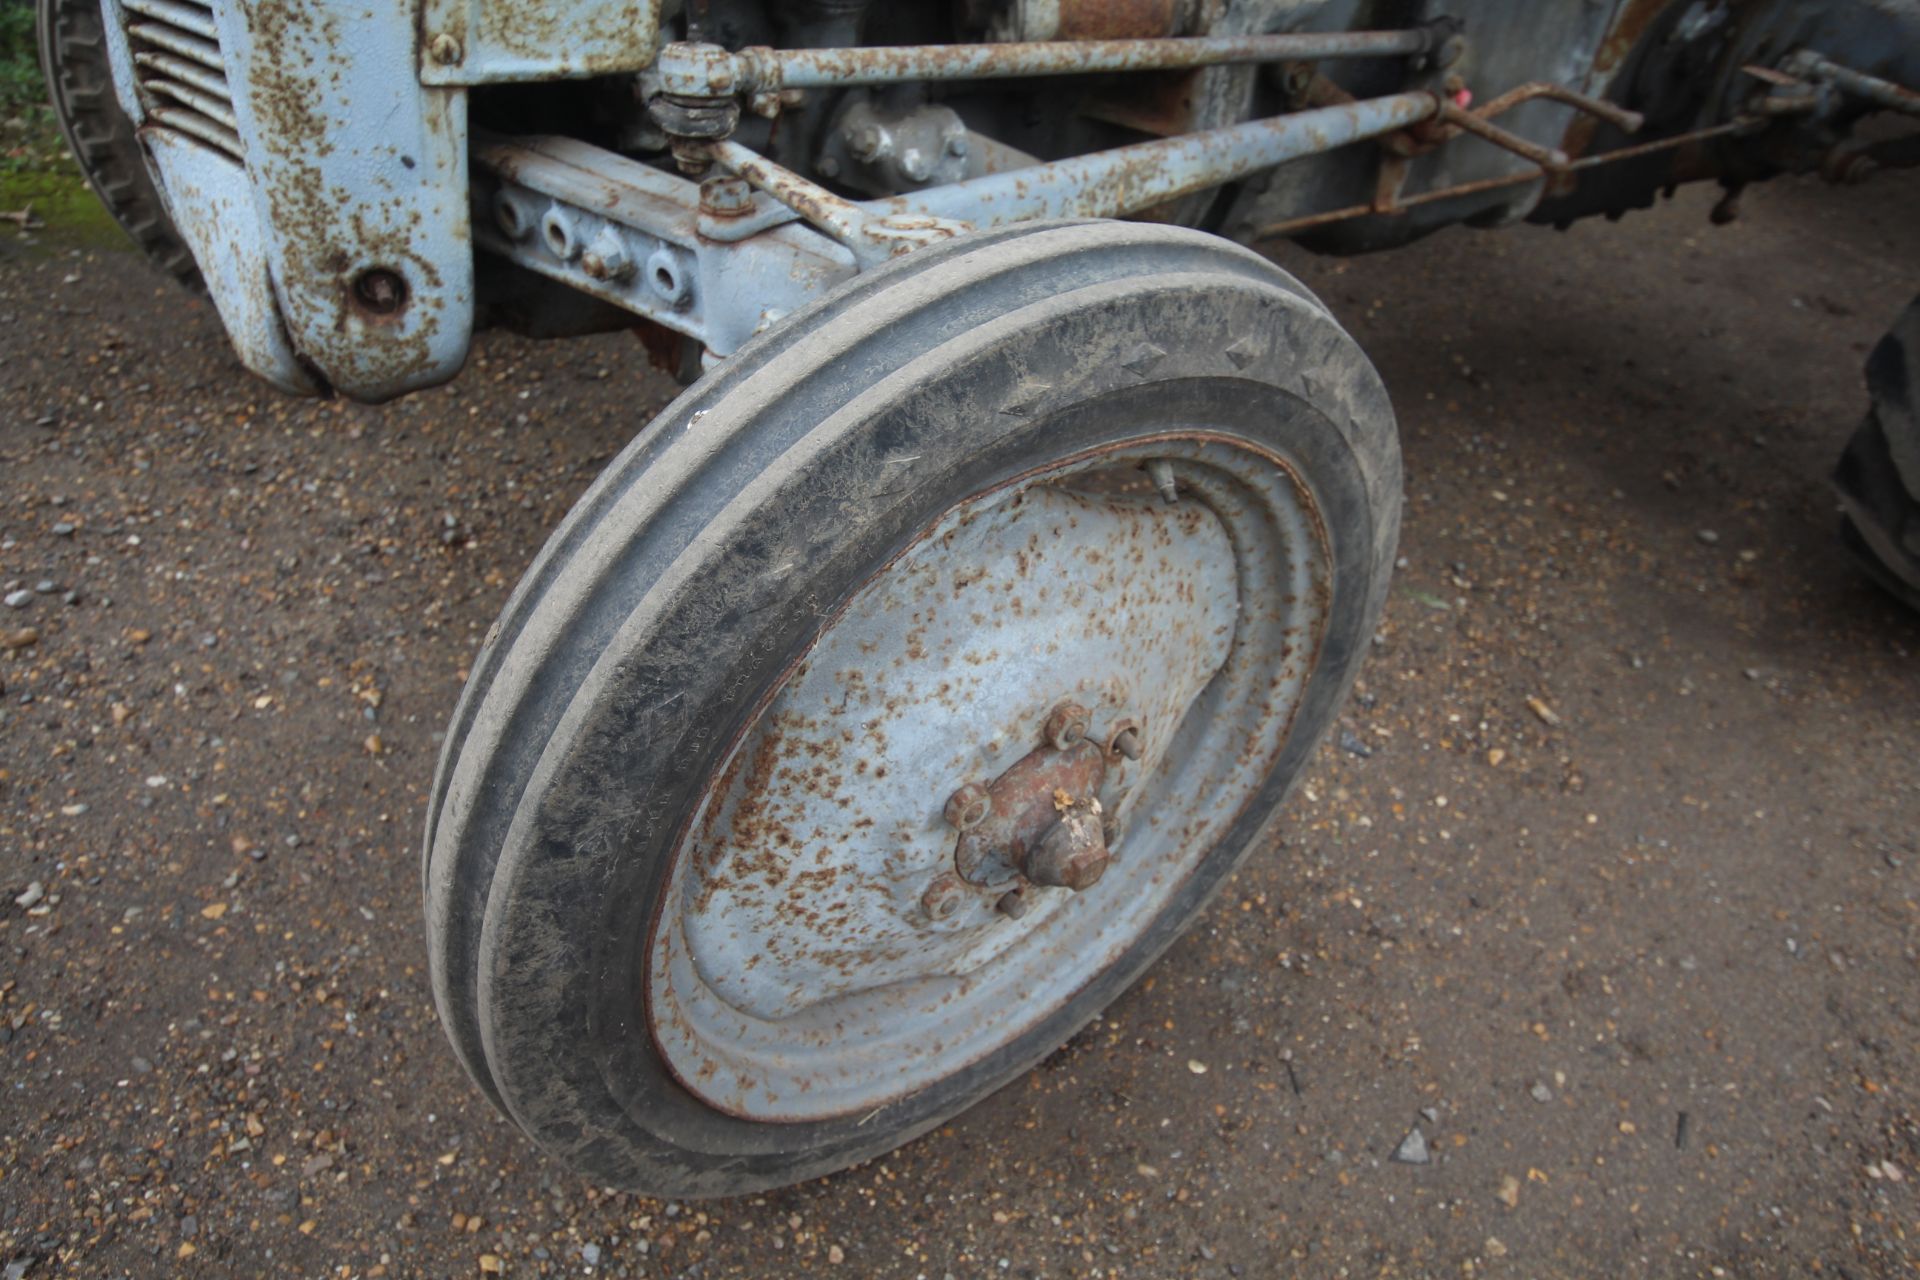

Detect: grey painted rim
[646,432,1331,1122]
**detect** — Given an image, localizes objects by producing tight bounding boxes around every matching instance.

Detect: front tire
[425,221,1401,1195]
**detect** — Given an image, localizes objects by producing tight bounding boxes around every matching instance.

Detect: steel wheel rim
[645,432,1331,1122]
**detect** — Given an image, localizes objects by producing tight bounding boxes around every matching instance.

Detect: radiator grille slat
[123,0,240,161]
[122,0,218,43]
[133,51,230,104]
[126,21,224,73]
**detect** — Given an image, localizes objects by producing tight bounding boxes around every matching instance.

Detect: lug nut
[944,782,991,831]
[1044,701,1090,752]
[921,875,964,921]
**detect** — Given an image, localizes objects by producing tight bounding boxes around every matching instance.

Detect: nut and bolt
[427,32,462,65]
[944,132,969,159]
[349,268,407,317]
[944,782,992,831]
[1044,701,1090,752]
[580,234,634,283]
[921,874,966,921]
[899,148,932,183]
[1111,726,1142,761]
[699,175,754,217]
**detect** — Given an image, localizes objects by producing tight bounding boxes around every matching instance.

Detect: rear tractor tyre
[1835,296,1920,612]
[424,220,1402,1195]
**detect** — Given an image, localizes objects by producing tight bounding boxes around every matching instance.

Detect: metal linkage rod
[708,93,1442,263]
[894,91,1442,226]
[656,28,1443,97]
[1784,51,1920,118]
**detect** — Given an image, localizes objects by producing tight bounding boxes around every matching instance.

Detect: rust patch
[1056,0,1185,41]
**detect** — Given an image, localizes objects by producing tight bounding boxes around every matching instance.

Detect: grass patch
[1,0,131,251]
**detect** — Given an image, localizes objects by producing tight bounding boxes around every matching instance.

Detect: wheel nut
[944,783,991,831]
[1044,701,1090,751]
[921,875,964,921]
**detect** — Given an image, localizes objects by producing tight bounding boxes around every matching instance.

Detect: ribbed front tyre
[424,221,1401,1196]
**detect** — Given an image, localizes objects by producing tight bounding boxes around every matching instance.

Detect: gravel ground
[2,167,1917,1279]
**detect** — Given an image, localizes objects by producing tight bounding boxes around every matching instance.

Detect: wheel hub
[646,440,1332,1121]
[947,702,1120,893]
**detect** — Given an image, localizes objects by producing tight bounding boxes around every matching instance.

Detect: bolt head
[900,148,931,182]
[428,32,462,65]
[1044,702,1090,751]
[944,783,991,831]
[921,875,964,921]
[1111,726,1142,761]
[995,887,1030,919]
[699,176,754,216]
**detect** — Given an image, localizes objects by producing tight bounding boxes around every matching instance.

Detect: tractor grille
[122,0,242,161]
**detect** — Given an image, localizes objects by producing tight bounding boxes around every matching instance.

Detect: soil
[2,164,1917,1278]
